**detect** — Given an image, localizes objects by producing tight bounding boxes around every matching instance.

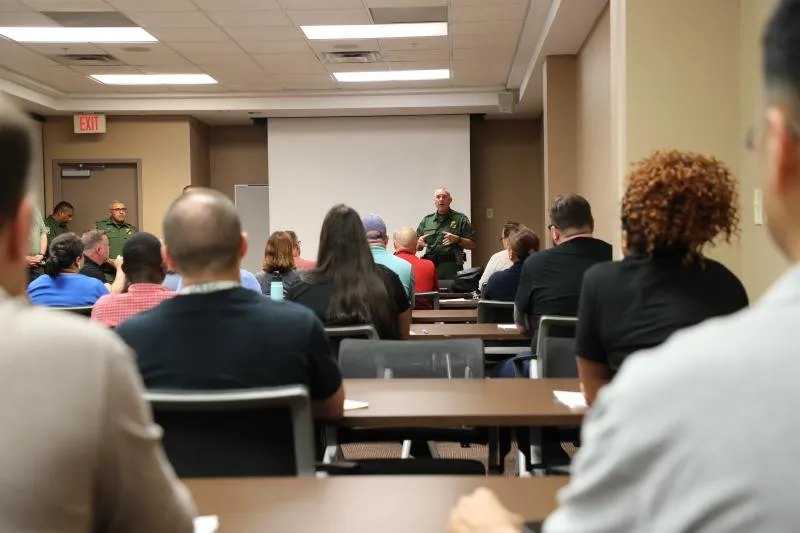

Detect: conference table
[410,323,528,341]
[337,378,584,472]
[412,309,478,323]
[185,476,569,533]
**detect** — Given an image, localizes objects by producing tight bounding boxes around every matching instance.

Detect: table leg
[487,427,503,475]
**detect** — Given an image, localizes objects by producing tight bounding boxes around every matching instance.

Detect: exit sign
[74,114,106,134]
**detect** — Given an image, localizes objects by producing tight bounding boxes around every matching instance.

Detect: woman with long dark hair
[287,204,410,339]
[27,232,108,307]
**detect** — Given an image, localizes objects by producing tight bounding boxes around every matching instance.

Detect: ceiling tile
[201,66,269,81]
[452,33,518,49]
[451,0,528,5]
[138,64,203,73]
[205,10,291,28]
[23,43,107,55]
[105,0,197,12]
[25,65,105,91]
[451,20,523,36]
[0,39,57,68]
[193,0,280,10]
[0,1,31,11]
[453,46,514,60]
[378,36,448,51]
[225,81,283,91]
[166,41,242,54]
[253,52,326,74]
[387,60,449,71]
[277,0,363,10]
[189,52,261,67]
[125,11,215,28]
[451,3,528,22]
[272,73,337,90]
[69,64,141,74]
[19,0,114,11]
[381,47,448,62]
[286,9,371,26]
[239,40,311,54]
[0,11,59,24]
[364,0,446,6]
[225,26,304,42]
[324,61,391,72]
[148,27,232,42]
[309,39,381,53]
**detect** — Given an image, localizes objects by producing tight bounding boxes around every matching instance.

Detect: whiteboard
[234,184,269,274]
[267,116,472,265]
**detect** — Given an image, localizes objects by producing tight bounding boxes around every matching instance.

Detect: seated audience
[363,214,414,302]
[484,226,539,302]
[28,232,108,307]
[288,230,316,270]
[0,95,194,530]
[256,230,301,297]
[478,221,521,290]
[514,194,612,343]
[92,232,177,328]
[288,204,411,340]
[393,226,438,309]
[576,151,749,405]
[116,189,344,420]
[81,230,125,293]
[163,266,261,293]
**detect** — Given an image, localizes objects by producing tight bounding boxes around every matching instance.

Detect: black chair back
[145,385,315,478]
[338,338,485,379]
[55,306,93,317]
[414,291,440,310]
[477,300,515,324]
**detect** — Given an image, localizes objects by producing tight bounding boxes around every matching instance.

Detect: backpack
[449,266,484,293]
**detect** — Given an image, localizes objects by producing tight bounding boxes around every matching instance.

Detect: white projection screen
[268,115,472,264]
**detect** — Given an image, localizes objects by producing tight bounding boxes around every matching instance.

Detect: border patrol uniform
[44,215,69,246]
[416,209,476,280]
[95,218,137,261]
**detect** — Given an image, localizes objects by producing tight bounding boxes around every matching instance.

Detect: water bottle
[270,271,284,301]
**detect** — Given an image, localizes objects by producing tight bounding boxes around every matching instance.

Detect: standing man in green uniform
[416,188,476,280]
[44,201,73,246]
[95,200,137,261]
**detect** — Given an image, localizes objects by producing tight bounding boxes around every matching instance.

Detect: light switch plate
[486,207,493,219]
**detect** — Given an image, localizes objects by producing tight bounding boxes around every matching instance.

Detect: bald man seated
[394,227,438,309]
[115,188,344,421]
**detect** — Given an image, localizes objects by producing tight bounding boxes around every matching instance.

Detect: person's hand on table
[448,488,524,533]
[442,232,461,247]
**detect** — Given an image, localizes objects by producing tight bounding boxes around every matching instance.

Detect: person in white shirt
[478,221,521,291]
[448,1,800,531]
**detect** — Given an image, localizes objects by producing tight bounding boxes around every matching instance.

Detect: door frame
[51,159,144,229]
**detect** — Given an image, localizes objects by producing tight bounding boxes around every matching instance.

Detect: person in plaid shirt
[92,232,176,328]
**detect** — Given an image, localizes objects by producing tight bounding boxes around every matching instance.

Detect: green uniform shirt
[44,215,69,245]
[416,209,476,264]
[95,218,138,259]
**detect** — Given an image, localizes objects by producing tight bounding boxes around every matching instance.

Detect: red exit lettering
[80,115,98,131]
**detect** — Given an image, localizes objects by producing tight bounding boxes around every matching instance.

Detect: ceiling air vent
[322,51,383,64]
[48,54,126,67]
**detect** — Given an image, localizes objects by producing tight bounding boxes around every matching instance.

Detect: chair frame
[144,385,316,477]
[477,299,515,324]
[324,325,379,340]
[534,315,579,379]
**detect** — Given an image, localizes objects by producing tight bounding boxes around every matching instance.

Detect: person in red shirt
[393,227,438,309]
[91,232,176,328]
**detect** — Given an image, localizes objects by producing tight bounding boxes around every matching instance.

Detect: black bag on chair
[450,267,483,293]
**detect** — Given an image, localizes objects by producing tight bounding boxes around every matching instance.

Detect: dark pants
[435,261,460,280]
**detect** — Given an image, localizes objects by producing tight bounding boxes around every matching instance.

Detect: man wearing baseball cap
[363,214,414,304]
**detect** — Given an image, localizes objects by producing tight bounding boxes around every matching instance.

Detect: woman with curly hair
[576,150,749,405]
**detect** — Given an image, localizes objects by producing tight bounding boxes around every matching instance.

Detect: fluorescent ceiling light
[334,69,450,83]
[0,26,157,43]
[301,22,447,40]
[90,74,218,85]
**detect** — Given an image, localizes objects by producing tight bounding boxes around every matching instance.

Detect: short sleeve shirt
[27,273,109,307]
[80,256,107,283]
[44,215,69,245]
[416,209,476,260]
[576,254,749,375]
[95,219,138,259]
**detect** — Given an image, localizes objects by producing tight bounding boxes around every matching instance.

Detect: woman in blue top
[28,232,108,307]
[483,226,540,301]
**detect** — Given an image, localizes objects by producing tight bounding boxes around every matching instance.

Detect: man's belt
[424,253,456,266]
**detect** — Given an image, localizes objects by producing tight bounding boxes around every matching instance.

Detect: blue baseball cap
[362,214,387,238]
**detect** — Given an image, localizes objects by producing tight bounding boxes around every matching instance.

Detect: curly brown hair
[621,150,740,261]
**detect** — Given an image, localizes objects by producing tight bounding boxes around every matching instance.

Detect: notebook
[344,399,369,411]
[194,515,219,533]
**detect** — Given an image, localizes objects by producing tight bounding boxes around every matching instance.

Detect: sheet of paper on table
[344,399,369,411]
[446,298,470,302]
[553,390,587,409]
[497,324,518,330]
[194,515,219,533]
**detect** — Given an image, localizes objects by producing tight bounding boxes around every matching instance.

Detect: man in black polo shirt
[115,188,344,421]
[80,230,125,293]
[515,194,612,343]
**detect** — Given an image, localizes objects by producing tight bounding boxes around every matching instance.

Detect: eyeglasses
[548,224,557,231]
[111,207,127,212]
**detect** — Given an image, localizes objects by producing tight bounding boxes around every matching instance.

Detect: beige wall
[42,116,191,236]
[576,6,615,245]
[739,0,786,298]
[543,55,578,238]
[208,125,268,200]
[190,118,210,188]
[470,118,544,265]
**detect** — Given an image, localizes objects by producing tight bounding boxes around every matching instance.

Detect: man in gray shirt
[448,1,800,532]
[0,97,195,531]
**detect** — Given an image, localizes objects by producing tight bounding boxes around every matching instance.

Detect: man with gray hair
[116,188,345,422]
[0,97,195,530]
[80,229,125,293]
[416,187,476,279]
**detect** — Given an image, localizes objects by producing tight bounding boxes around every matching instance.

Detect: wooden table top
[342,378,584,427]
[185,476,568,533]
[439,299,479,309]
[412,309,478,323]
[410,322,527,341]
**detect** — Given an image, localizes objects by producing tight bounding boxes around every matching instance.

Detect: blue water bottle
[270,271,284,301]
